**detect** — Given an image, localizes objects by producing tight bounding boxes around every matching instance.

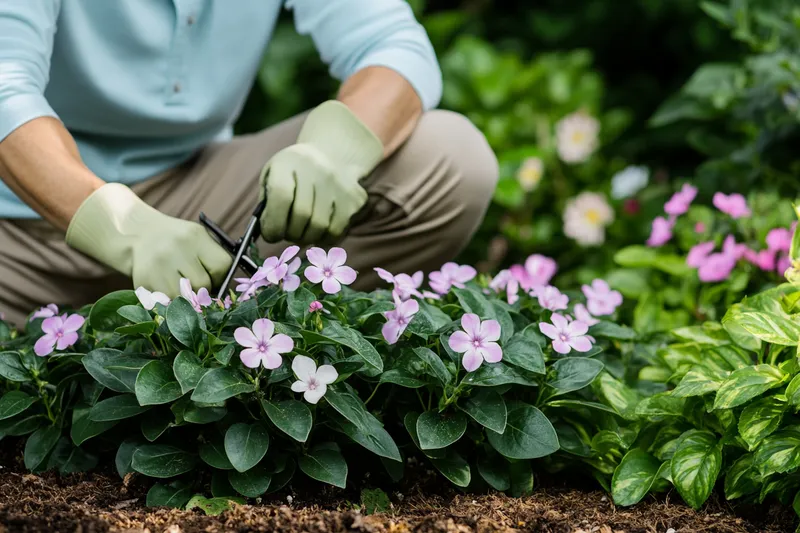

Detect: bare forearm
[0,117,104,231]
[337,66,423,158]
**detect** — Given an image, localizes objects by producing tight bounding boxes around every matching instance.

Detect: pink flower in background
[573,303,599,326]
[304,247,357,294]
[429,262,476,294]
[754,249,776,271]
[722,235,748,260]
[214,295,232,309]
[537,285,569,311]
[375,268,423,301]
[489,270,519,304]
[582,279,622,316]
[509,254,557,291]
[31,304,58,321]
[698,252,737,282]
[686,241,716,268]
[308,300,323,313]
[180,278,213,312]
[422,290,441,300]
[713,193,750,219]
[34,313,85,356]
[663,184,697,216]
[767,228,792,252]
[646,216,674,247]
[539,313,592,355]
[234,318,293,369]
[694,222,706,233]
[778,253,792,277]
[234,275,268,302]
[448,313,503,372]
[382,294,419,345]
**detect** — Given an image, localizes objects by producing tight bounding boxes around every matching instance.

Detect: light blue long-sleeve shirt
[0,0,442,219]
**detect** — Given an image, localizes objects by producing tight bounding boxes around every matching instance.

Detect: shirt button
[187,15,196,25]
[173,82,182,93]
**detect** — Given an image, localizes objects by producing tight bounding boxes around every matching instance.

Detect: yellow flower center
[571,131,586,144]
[585,209,602,224]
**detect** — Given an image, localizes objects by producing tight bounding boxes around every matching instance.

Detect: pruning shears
[199,198,266,300]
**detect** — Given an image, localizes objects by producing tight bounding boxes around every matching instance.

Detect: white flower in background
[783,90,799,113]
[516,157,544,192]
[555,111,600,164]
[610,165,649,199]
[563,192,614,246]
[290,355,338,404]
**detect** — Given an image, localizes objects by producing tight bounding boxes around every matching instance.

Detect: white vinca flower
[555,111,600,164]
[563,192,614,246]
[610,165,649,199]
[290,355,338,404]
[516,157,544,192]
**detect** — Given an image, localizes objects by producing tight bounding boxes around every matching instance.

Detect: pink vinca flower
[382,294,419,345]
[582,279,623,316]
[778,253,792,277]
[253,246,301,289]
[488,270,520,305]
[291,355,338,404]
[713,193,751,219]
[234,275,268,302]
[281,257,302,292]
[573,303,599,326]
[135,287,170,310]
[308,300,323,313]
[537,285,569,311]
[698,253,736,282]
[214,295,232,310]
[375,268,423,301]
[647,216,674,247]
[722,235,748,260]
[686,241,715,268]
[694,222,706,233]
[304,247,357,294]
[663,184,697,216]
[509,254,557,291]
[448,313,503,372]
[31,304,58,321]
[34,313,85,356]
[429,262,477,295]
[539,313,592,355]
[767,228,792,253]
[234,318,294,369]
[180,278,213,312]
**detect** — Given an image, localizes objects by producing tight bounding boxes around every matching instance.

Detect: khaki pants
[0,110,498,326]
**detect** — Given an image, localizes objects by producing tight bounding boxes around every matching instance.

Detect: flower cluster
[647,183,698,247]
[563,192,615,246]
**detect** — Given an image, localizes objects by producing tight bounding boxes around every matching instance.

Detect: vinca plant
[0,245,635,508]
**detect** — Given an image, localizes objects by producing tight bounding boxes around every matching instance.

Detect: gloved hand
[65,183,232,297]
[259,100,384,244]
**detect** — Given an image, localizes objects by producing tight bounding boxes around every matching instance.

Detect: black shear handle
[214,198,267,300]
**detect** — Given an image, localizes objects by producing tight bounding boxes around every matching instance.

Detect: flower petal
[460,313,481,337]
[136,287,155,310]
[282,274,301,292]
[304,266,325,284]
[399,298,419,318]
[239,348,262,368]
[566,319,589,336]
[196,288,212,307]
[455,265,477,283]
[479,319,501,342]
[569,336,593,352]
[315,365,339,385]
[550,313,569,330]
[374,267,395,284]
[179,278,194,301]
[461,349,483,372]
[321,276,342,294]
[291,380,309,392]
[234,327,259,349]
[382,320,402,345]
[292,355,317,383]
[448,330,473,353]
[552,339,571,354]
[262,351,283,370]
[62,314,85,333]
[270,333,294,354]
[56,331,79,350]
[34,335,56,357]
[327,247,347,268]
[251,318,275,342]
[304,385,327,404]
[280,245,300,264]
[305,247,328,267]
[538,322,559,340]
[333,265,357,286]
[411,271,424,287]
[479,342,503,363]
[40,316,62,335]
[152,291,171,306]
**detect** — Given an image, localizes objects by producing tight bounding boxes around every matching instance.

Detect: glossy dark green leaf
[141,408,173,442]
[462,362,537,387]
[146,482,192,508]
[173,351,208,394]
[461,389,507,433]
[131,444,197,478]
[331,411,402,461]
[298,447,347,488]
[412,347,452,385]
[486,402,559,460]
[167,297,203,349]
[738,396,786,450]
[429,450,471,488]
[287,287,316,321]
[670,430,722,509]
[378,369,425,388]
[214,344,235,365]
[589,321,637,340]
[754,425,800,476]
[191,368,254,403]
[89,394,150,422]
[548,357,604,394]
[117,304,151,324]
[88,290,140,331]
[477,453,510,491]
[82,349,151,394]
[0,352,31,382]
[229,465,272,497]
[261,399,312,442]
[0,391,36,421]
[713,364,787,410]
[611,449,662,506]
[71,404,118,446]
[116,321,157,336]
[199,436,234,470]
[324,385,375,432]
[416,410,467,450]
[135,360,182,406]
[317,322,383,372]
[502,334,545,374]
[115,439,140,478]
[225,423,270,473]
[24,425,60,471]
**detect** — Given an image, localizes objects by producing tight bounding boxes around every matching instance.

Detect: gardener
[0,2,498,325]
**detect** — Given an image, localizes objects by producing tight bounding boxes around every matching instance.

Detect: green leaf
[0,391,36,421]
[287,287,316,322]
[429,450,471,488]
[89,394,150,422]
[229,465,272,498]
[89,290,140,331]
[461,362,537,387]
[199,437,234,470]
[486,402,559,460]
[298,447,347,488]
[461,389,507,433]
[546,399,621,416]
[116,321,157,336]
[378,369,425,388]
[724,453,761,500]
[477,453,510,491]
[0,414,46,438]
[670,430,722,509]
[135,360,182,406]
[131,444,198,478]
[324,385,376,433]
[214,344,235,365]
[672,367,726,398]
[548,358,604,395]
[117,304,152,324]
[71,404,118,446]
[167,297,203,349]
[593,373,639,418]
[183,403,227,424]
[634,393,685,419]
[407,300,451,338]
[589,321,638,340]
[738,396,786,450]
[185,495,245,515]
[614,245,691,276]
[141,409,173,442]
[49,440,98,474]
[173,351,208,394]
[713,365,787,410]
[785,374,800,407]
[261,399,312,442]
[612,449,662,506]
[753,425,800,476]
[453,287,493,319]
[24,425,60,471]
[0,352,31,382]
[146,482,192,508]
[330,411,401,461]
[361,488,391,515]
[672,323,730,346]
[315,322,383,372]
[416,411,467,450]
[502,334,545,374]
[508,460,533,497]
[191,368,255,403]
[82,349,151,393]
[412,347,452,385]
[225,423,270,473]
[729,310,800,346]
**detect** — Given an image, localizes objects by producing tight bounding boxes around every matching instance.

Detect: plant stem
[364,383,381,405]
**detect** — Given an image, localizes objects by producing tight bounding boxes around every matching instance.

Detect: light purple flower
[488,270,519,305]
[375,267,423,301]
[698,252,737,282]
[290,355,338,404]
[234,275,268,302]
[573,303,599,326]
[31,304,58,321]
[767,228,792,253]
[722,234,748,261]
[713,192,750,219]
[509,254,557,291]
[304,247,357,294]
[753,249,776,271]
[647,216,674,247]
[582,279,622,316]
[308,300,323,313]
[234,318,294,369]
[214,295,232,310]
[281,257,302,292]
[180,278,213,312]
[663,184,697,216]
[686,241,716,268]
[448,313,503,372]
[539,313,592,355]
[429,262,477,295]
[382,295,419,345]
[422,290,441,300]
[34,313,85,356]
[135,287,170,311]
[778,253,792,277]
[253,246,300,289]
[537,285,569,311]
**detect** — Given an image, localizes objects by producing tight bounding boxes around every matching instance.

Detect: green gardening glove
[65,183,232,297]
[259,100,384,244]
